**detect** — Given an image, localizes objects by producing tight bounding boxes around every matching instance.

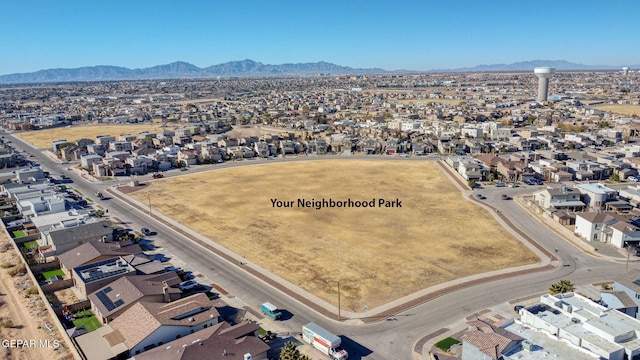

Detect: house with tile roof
[461,318,523,360]
[58,240,142,278]
[132,320,269,360]
[614,269,640,320]
[40,218,114,255]
[75,293,220,359]
[575,211,640,249]
[88,272,182,324]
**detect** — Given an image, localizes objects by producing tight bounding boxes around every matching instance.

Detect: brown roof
[615,268,640,294]
[577,211,625,224]
[110,293,219,349]
[461,319,523,359]
[58,241,143,270]
[88,272,181,318]
[134,321,269,360]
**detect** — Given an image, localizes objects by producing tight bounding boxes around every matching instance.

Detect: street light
[327,279,341,321]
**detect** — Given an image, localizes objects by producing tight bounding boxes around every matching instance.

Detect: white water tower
[534,67,556,102]
[623,67,630,77]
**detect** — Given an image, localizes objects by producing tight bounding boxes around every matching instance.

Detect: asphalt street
[5,131,630,360]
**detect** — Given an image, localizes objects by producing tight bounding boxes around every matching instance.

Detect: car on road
[495,182,506,187]
[141,227,152,236]
[475,193,485,200]
[152,173,164,179]
[180,167,189,171]
[501,194,510,200]
[509,183,518,188]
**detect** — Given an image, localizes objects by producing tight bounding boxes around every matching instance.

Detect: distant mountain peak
[434,60,635,72]
[0,60,385,84]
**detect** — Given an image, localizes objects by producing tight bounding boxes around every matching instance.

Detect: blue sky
[1,0,638,75]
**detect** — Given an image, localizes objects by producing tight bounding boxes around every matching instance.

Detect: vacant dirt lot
[595,105,640,116]
[130,160,538,310]
[16,124,177,149]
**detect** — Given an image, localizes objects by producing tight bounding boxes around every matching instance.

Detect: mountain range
[0,60,385,84]
[0,59,636,84]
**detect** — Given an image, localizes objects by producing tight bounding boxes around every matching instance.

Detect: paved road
[6,132,629,360]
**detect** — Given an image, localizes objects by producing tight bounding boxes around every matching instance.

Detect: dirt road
[0,233,72,360]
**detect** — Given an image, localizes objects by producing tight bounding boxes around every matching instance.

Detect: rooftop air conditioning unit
[522,340,533,352]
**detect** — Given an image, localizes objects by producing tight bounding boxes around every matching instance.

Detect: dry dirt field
[396,99,464,106]
[0,233,72,360]
[130,160,538,310]
[595,105,640,116]
[16,124,178,149]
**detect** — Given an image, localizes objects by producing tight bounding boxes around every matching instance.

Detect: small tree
[468,180,477,189]
[549,279,575,295]
[280,341,300,360]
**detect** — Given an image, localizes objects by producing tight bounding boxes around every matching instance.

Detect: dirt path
[0,233,72,360]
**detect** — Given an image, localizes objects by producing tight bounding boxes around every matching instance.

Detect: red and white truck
[302,322,348,360]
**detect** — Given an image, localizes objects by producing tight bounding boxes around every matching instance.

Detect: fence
[41,278,74,293]
[30,259,61,273]
[54,299,91,317]
[1,225,82,359]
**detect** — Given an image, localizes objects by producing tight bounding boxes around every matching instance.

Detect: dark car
[152,173,164,179]
[141,227,151,236]
[501,194,510,200]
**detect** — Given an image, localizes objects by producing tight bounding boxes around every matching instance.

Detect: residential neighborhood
[0,69,639,360]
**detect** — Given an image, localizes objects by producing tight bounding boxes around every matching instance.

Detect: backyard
[70,310,101,332]
[42,268,65,280]
[128,160,539,311]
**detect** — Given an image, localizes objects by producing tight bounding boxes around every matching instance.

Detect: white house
[575,212,640,249]
[519,292,640,360]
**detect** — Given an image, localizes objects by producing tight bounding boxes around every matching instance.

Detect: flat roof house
[519,292,640,360]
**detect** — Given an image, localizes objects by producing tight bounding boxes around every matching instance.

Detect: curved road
[6,132,629,360]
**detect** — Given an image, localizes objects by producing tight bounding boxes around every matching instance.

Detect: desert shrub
[0,262,14,269]
[0,319,14,328]
[24,286,38,296]
[7,264,26,277]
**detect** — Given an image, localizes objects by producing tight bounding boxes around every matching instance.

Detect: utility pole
[327,279,341,321]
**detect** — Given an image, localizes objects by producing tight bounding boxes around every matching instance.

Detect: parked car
[141,227,151,236]
[152,173,164,179]
[509,183,518,188]
[495,182,506,187]
[501,194,510,200]
[629,176,639,182]
[475,193,485,200]
[177,280,200,291]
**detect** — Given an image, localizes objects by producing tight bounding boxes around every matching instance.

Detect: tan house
[75,293,220,359]
[88,272,182,324]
